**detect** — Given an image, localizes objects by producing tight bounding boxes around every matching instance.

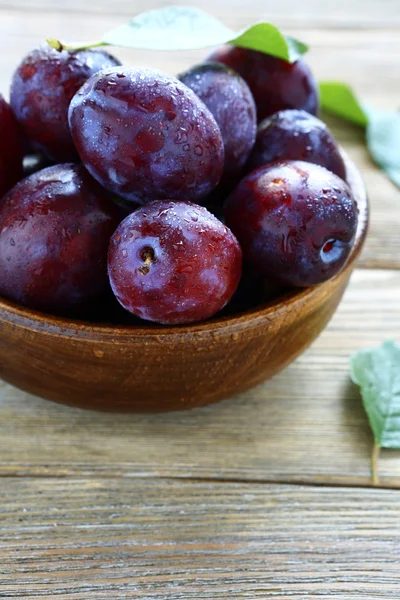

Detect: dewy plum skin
[108,200,242,324]
[0,20,363,328]
[224,160,358,287]
[68,67,225,205]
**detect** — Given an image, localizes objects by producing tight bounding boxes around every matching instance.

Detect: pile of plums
[0,42,359,325]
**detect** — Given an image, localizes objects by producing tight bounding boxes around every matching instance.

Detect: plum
[68,67,225,205]
[0,163,120,313]
[108,200,242,324]
[179,62,256,183]
[208,46,319,122]
[10,43,120,161]
[247,109,346,180]
[224,161,358,287]
[0,94,23,199]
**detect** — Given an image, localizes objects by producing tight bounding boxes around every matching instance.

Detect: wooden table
[1,1,400,597]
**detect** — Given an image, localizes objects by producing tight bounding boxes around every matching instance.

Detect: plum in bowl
[0,152,368,412]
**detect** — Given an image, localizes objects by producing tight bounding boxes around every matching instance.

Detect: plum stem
[371,443,381,486]
[138,250,154,276]
[46,38,109,52]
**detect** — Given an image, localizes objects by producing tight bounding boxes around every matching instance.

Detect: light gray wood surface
[1,1,400,597]
[2,478,400,599]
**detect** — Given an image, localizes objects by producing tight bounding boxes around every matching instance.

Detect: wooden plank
[1,478,400,599]
[0,11,399,270]
[1,269,399,486]
[3,0,400,29]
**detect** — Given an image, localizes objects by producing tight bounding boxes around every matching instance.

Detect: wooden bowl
[0,155,368,412]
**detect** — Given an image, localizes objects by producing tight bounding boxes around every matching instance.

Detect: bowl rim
[0,152,369,340]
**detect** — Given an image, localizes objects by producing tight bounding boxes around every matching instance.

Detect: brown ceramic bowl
[0,154,368,412]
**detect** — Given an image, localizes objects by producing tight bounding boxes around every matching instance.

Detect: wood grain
[1,477,400,599]
[1,269,399,485]
[0,10,399,270]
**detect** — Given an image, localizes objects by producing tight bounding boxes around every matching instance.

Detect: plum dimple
[108,200,242,324]
[224,160,358,287]
[208,46,319,122]
[0,164,120,314]
[69,67,225,205]
[247,110,346,180]
[179,62,256,183]
[10,43,121,161]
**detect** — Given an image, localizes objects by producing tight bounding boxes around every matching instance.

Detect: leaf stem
[371,443,381,486]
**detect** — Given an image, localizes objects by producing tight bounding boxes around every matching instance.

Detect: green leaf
[230,23,307,63]
[351,340,400,448]
[365,107,400,189]
[102,6,307,62]
[319,81,369,127]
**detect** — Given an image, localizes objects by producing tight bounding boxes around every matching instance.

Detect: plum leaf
[351,340,400,484]
[102,6,307,62]
[320,81,400,189]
